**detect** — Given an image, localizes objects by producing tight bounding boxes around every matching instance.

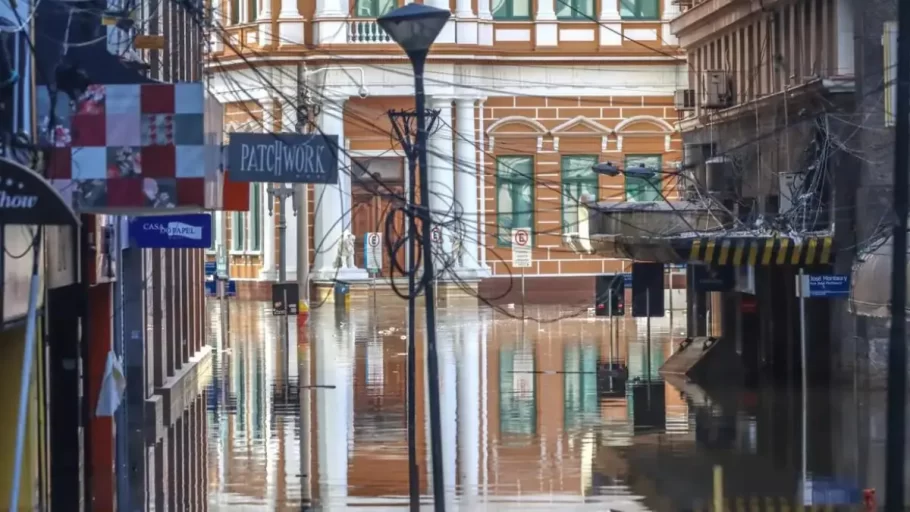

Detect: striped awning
[679,235,835,266]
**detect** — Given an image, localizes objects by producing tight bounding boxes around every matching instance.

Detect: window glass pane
[579,0,594,17]
[513,181,533,233]
[499,346,536,436]
[355,0,375,17]
[496,156,533,245]
[620,0,658,18]
[250,184,262,251]
[561,156,598,230]
[249,0,257,21]
[556,0,572,17]
[624,155,662,202]
[511,0,531,17]
[497,184,513,244]
[492,0,508,17]
[230,0,240,24]
[377,0,395,15]
[232,213,244,251]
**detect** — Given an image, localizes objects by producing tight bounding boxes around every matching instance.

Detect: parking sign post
[511,228,533,310]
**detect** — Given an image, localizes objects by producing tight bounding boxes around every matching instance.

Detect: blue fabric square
[174,114,204,145]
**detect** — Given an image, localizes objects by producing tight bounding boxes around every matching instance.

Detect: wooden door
[351,187,406,277]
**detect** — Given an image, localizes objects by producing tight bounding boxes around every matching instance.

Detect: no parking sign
[364,232,383,272]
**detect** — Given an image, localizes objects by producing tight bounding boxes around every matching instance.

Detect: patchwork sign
[37,82,224,213]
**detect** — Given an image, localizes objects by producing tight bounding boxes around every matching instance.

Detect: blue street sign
[129,214,212,249]
[204,280,216,297]
[802,274,850,298]
[226,280,237,297]
[622,273,632,288]
[204,261,217,277]
[804,478,861,505]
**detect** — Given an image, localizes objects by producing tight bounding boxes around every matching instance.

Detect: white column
[314,0,349,44]
[661,0,679,45]
[535,0,557,47]
[429,97,455,278]
[835,0,854,75]
[458,312,480,504]
[455,0,477,44]
[257,0,272,45]
[277,0,305,46]
[280,102,298,280]
[313,97,367,282]
[476,0,493,45]
[260,99,276,280]
[426,0,456,43]
[210,0,224,50]
[453,98,484,278]
[599,0,622,46]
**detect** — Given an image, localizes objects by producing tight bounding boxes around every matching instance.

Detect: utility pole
[885,0,910,509]
[296,66,315,307]
[268,183,295,283]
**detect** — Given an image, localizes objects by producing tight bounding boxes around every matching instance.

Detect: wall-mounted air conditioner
[702,70,733,109]
[674,89,696,110]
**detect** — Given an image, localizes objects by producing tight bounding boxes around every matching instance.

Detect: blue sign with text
[622,273,633,288]
[226,280,237,297]
[204,280,216,297]
[129,214,212,249]
[204,261,217,277]
[804,274,850,298]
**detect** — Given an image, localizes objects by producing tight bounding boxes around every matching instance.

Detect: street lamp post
[378,6,451,512]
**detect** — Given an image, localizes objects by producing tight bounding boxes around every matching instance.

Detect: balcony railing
[347,20,392,44]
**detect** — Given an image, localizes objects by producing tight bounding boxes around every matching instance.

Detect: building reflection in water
[206,301,833,510]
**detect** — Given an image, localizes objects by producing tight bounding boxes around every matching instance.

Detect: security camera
[357,86,369,99]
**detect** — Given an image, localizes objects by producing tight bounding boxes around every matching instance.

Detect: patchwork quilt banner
[37,82,224,213]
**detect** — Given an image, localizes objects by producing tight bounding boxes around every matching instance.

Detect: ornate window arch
[486,115,548,152]
[548,116,613,153]
[613,115,677,152]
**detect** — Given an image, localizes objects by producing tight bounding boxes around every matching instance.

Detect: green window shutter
[561,155,598,231]
[620,0,659,19]
[624,155,662,202]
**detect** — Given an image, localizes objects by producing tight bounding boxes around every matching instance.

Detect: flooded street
[204,300,874,510]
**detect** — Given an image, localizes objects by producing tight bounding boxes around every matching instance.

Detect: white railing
[347,19,393,44]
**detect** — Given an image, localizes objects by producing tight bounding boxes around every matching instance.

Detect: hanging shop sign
[226,133,340,184]
[0,156,79,324]
[128,213,213,249]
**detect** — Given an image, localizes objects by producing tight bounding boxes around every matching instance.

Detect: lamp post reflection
[298,331,313,507]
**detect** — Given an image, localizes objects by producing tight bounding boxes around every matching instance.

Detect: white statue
[335,229,356,269]
[450,231,464,267]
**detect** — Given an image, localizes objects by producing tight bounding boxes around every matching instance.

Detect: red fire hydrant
[863,488,876,511]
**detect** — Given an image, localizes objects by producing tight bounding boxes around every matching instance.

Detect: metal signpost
[511,228,533,311]
[796,272,850,506]
[365,232,383,310]
[431,227,442,308]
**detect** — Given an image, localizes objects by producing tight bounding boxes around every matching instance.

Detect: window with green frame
[556,0,594,19]
[354,0,394,17]
[564,344,600,430]
[231,212,245,251]
[229,0,240,24]
[496,156,534,246]
[624,154,663,202]
[620,0,659,19]
[561,155,599,232]
[492,0,531,19]
[248,0,258,21]
[249,184,262,252]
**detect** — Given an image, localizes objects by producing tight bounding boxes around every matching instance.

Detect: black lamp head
[624,163,658,179]
[377,4,451,54]
[592,162,620,176]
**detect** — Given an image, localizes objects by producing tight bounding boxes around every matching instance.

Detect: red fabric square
[45,148,72,179]
[70,114,106,147]
[176,178,205,207]
[139,146,176,177]
[140,84,175,114]
[221,178,250,211]
[105,178,143,207]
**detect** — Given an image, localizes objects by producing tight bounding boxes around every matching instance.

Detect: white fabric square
[71,147,108,179]
[176,145,206,177]
[174,83,204,114]
[104,84,140,115]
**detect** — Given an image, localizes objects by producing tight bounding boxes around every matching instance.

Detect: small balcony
[564,200,732,261]
[347,19,394,44]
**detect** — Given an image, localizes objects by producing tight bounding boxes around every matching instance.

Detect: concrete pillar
[599,0,622,46]
[315,312,349,507]
[429,97,455,277]
[277,0,305,47]
[453,98,488,279]
[313,0,348,44]
[534,0,557,47]
[455,0,477,44]
[440,326,457,507]
[260,100,277,280]
[313,96,367,283]
[477,0,492,44]
[661,0,679,45]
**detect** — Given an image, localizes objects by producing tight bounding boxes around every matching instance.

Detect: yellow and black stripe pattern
[679,236,835,266]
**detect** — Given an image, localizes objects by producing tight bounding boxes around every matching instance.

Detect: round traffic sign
[367,233,380,247]
[514,229,529,246]
[431,227,441,242]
